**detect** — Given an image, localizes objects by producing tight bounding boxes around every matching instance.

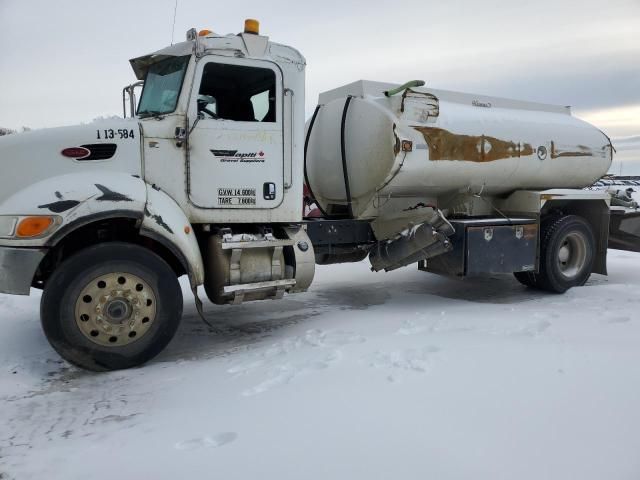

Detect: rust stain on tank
[413,126,534,162]
[550,141,594,159]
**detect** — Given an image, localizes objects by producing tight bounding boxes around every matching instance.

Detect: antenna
[171,0,178,45]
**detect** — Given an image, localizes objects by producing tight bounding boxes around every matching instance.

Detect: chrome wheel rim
[74,272,157,347]
[557,232,588,279]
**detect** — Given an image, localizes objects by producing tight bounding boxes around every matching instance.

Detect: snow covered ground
[2,250,640,479]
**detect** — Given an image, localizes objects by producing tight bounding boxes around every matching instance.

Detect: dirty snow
[2,250,640,479]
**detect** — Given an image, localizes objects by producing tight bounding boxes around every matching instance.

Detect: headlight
[0,215,60,239]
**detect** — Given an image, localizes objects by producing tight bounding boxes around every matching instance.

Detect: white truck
[0,20,637,371]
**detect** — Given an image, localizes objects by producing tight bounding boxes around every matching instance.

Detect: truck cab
[130,26,306,223]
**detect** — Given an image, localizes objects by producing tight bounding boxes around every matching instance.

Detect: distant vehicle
[0,20,638,371]
[588,176,640,252]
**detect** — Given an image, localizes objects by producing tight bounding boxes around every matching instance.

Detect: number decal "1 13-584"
[96,129,135,140]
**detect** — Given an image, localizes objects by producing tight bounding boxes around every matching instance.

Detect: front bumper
[0,246,46,295]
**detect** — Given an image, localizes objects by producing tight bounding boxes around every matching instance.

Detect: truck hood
[0,119,142,205]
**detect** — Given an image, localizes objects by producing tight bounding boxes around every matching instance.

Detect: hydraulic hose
[340,96,355,219]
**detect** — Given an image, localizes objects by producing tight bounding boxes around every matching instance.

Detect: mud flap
[609,209,640,253]
[192,285,216,330]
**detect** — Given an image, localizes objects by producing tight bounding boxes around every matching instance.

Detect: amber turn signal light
[16,216,54,238]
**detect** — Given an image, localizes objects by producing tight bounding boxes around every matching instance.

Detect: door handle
[174,126,187,148]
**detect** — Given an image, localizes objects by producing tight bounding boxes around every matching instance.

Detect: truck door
[187,56,284,209]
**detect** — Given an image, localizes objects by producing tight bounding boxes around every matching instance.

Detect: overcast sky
[0,0,638,138]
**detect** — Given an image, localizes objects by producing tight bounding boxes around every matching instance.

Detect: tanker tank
[305,80,613,232]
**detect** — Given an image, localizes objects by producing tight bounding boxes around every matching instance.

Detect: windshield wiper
[138,110,167,119]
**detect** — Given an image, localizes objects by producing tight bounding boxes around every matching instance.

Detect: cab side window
[197,63,277,122]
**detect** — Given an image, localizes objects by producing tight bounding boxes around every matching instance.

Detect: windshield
[137,55,190,117]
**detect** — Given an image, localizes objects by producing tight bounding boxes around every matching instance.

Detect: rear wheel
[516,215,595,293]
[41,242,183,371]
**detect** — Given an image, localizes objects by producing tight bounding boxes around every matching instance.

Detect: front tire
[41,242,183,371]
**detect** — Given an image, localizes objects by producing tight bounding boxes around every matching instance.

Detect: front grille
[79,143,117,161]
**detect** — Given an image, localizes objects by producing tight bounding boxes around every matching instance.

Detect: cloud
[303,14,640,115]
[0,0,638,133]
[578,104,640,138]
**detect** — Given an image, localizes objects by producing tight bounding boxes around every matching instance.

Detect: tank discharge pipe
[369,212,455,272]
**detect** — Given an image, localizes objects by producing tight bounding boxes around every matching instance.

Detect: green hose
[384,80,425,97]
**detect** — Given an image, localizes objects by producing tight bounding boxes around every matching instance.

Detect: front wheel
[41,242,183,371]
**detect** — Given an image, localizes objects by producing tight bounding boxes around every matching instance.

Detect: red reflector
[61,147,91,159]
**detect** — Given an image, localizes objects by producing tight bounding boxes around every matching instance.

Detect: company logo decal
[210,150,266,163]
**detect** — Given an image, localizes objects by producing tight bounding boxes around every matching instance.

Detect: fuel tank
[305,80,613,219]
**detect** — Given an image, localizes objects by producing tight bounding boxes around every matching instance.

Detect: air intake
[79,143,117,161]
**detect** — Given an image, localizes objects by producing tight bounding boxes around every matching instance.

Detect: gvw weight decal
[218,188,257,205]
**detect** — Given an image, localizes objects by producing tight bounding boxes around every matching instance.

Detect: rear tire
[41,242,183,371]
[528,215,595,293]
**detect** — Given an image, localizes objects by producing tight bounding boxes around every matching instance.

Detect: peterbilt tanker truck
[0,20,637,371]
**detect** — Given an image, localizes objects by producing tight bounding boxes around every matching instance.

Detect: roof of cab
[129,32,306,80]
